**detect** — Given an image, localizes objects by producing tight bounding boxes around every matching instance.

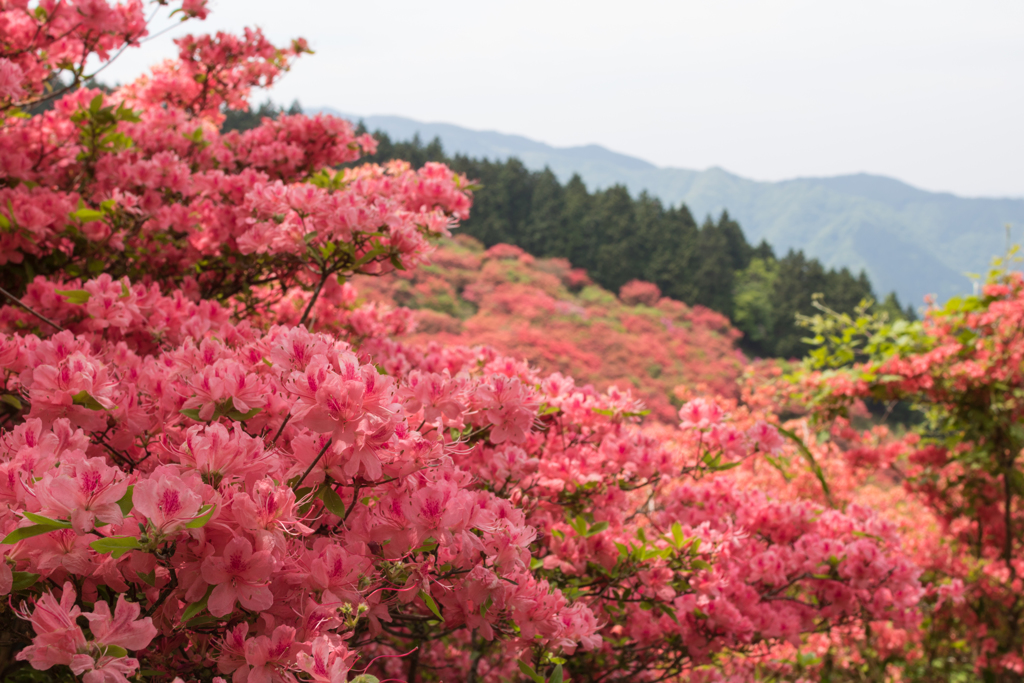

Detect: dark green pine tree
[522,170,568,257]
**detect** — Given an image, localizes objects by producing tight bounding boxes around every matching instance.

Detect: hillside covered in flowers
[351,237,747,422]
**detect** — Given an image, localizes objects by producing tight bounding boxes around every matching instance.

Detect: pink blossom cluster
[618,279,661,307]
[0,286,603,681]
[1,0,159,109]
[0,273,926,682]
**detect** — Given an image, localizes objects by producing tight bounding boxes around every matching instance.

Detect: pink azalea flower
[28,351,116,431]
[678,398,724,429]
[71,652,142,683]
[16,582,87,670]
[33,528,95,577]
[295,636,352,683]
[83,595,158,651]
[473,375,537,445]
[747,420,785,454]
[232,478,312,542]
[34,455,129,533]
[201,536,276,617]
[182,360,266,422]
[0,57,25,100]
[244,625,299,683]
[133,470,204,535]
[216,623,250,682]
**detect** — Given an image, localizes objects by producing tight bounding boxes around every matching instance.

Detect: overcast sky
[102,0,1023,198]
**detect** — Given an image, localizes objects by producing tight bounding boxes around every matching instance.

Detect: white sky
[99,0,1024,198]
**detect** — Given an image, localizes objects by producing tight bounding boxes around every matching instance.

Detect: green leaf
[117,485,134,516]
[659,603,680,624]
[796,651,821,667]
[537,403,560,416]
[89,536,141,558]
[777,426,834,507]
[518,661,545,683]
[23,512,72,528]
[350,676,380,683]
[568,516,588,536]
[712,460,741,471]
[71,208,104,222]
[103,645,129,658]
[71,391,105,411]
[181,585,215,623]
[411,537,438,554]
[670,521,685,548]
[137,570,156,587]
[2,524,63,544]
[226,407,261,422]
[419,589,443,621]
[56,289,91,305]
[11,571,39,591]
[550,663,565,683]
[184,504,216,529]
[320,485,346,517]
[585,521,609,537]
[180,408,203,421]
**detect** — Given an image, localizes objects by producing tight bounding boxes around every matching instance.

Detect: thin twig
[143,565,178,618]
[271,413,292,445]
[298,272,330,328]
[0,286,62,331]
[294,439,332,489]
[342,483,363,524]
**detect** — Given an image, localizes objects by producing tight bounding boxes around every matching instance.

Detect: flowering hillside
[352,238,747,422]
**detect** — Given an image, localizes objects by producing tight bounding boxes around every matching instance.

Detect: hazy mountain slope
[320,108,1024,306]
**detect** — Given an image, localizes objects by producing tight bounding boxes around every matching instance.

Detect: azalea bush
[789,256,1024,682]
[0,2,924,682]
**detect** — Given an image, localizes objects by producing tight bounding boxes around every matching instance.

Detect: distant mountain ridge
[317,108,1024,307]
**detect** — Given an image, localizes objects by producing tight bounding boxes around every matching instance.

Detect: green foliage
[798,296,929,372]
[734,257,778,348]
